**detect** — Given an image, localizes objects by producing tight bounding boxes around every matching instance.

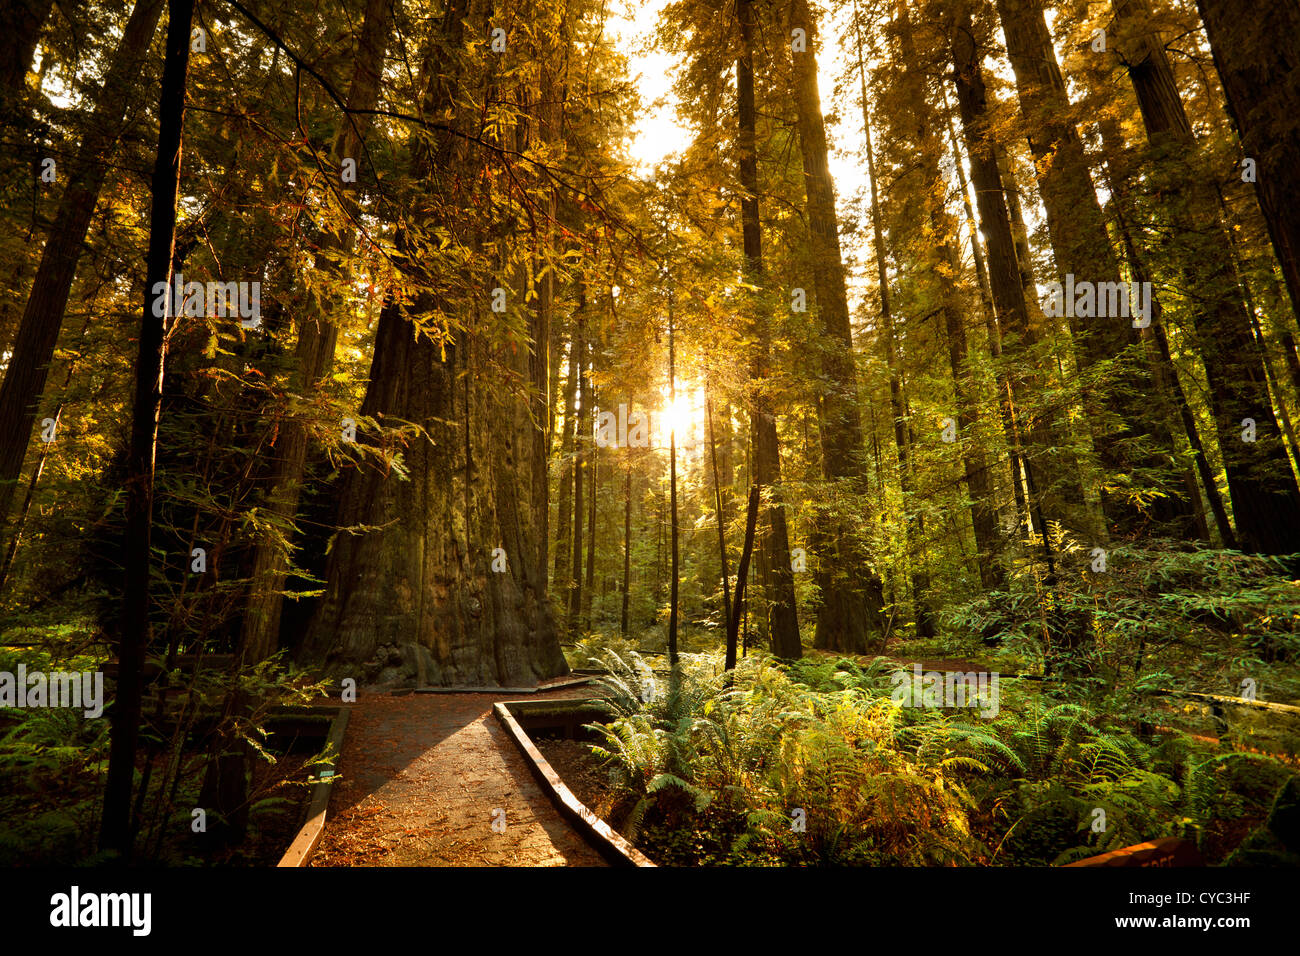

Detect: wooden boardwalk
[310,684,608,867]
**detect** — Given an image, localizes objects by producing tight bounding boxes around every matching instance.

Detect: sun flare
[657,390,702,444]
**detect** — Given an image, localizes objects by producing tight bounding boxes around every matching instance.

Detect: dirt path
[310,684,608,867]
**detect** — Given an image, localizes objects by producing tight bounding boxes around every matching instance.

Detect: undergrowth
[579,648,1298,866]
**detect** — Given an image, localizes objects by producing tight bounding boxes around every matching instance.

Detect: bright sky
[604,0,877,312]
[604,0,690,173]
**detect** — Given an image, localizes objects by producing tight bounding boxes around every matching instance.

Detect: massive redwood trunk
[994,0,1193,538]
[300,314,566,686]
[238,0,392,666]
[790,0,884,654]
[299,0,566,687]
[1195,0,1300,323]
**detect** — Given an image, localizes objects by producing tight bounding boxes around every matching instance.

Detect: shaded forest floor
[311,682,607,867]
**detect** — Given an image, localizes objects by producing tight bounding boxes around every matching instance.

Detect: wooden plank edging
[1149,688,1300,716]
[1064,837,1204,868]
[277,707,350,868]
[492,701,654,867]
[413,675,595,694]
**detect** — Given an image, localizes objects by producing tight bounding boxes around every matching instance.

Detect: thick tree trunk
[948,3,1088,547]
[238,0,392,666]
[995,0,1192,537]
[100,0,193,858]
[790,0,884,654]
[300,305,567,685]
[1195,0,1300,322]
[737,0,801,659]
[300,0,566,686]
[0,0,53,107]
[0,0,164,545]
[889,7,1005,594]
[1113,0,1300,555]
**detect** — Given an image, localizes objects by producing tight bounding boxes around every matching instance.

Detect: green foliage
[586,651,983,865]
[0,641,329,864]
[580,649,1297,865]
[0,647,109,865]
[947,540,1300,704]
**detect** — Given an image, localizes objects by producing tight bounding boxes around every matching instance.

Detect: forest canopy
[0,0,1298,868]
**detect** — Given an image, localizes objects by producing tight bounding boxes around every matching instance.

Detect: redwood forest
[1,0,1299,897]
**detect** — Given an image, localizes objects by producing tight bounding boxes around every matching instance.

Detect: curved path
[310,684,607,867]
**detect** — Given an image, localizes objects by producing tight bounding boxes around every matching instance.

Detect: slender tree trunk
[856,6,939,630]
[100,0,193,858]
[737,0,801,658]
[0,0,164,546]
[621,461,631,637]
[0,306,94,593]
[1098,116,1235,545]
[891,7,1006,592]
[553,293,582,594]
[727,486,760,670]
[654,486,663,603]
[947,2,1087,547]
[706,393,732,629]
[582,432,597,630]
[997,151,1042,326]
[667,296,679,665]
[568,309,586,635]
[940,90,1030,532]
[0,408,54,592]
[948,0,1094,667]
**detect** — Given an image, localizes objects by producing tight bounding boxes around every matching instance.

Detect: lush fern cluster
[0,643,329,864]
[585,650,984,865]
[0,647,109,864]
[946,541,1300,703]
[579,648,1299,866]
